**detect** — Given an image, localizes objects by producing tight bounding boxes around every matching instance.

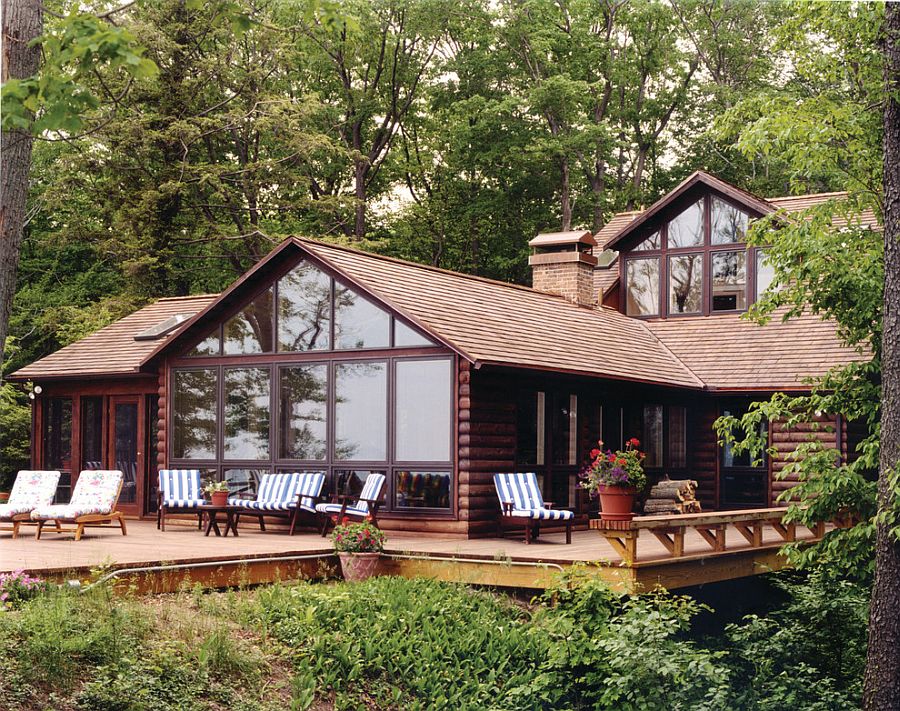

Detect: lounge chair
[31,470,127,541]
[316,472,385,536]
[493,472,574,544]
[157,469,205,531]
[0,470,61,538]
[228,471,326,535]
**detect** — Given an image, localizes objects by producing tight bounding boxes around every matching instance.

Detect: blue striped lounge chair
[0,470,60,538]
[315,472,386,537]
[157,469,205,531]
[493,472,574,544]
[228,472,325,535]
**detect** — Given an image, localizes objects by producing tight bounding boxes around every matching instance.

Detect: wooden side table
[199,504,240,537]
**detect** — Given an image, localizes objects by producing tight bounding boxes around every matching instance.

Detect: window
[711,197,749,244]
[335,361,387,461]
[516,391,545,467]
[279,364,328,460]
[224,288,273,354]
[224,468,267,497]
[667,199,704,248]
[43,397,73,503]
[711,251,747,311]
[187,330,221,357]
[550,393,577,466]
[632,231,661,251]
[667,406,687,469]
[643,405,663,467]
[277,263,332,351]
[394,320,433,347]
[669,254,703,314]
[395,471,451,509]
[625,258,660,316]
[395,359,452,462]
[334,285,390,349]
[80,397,104,470]
[223,367,270,460]
[172,369,218,459]
[756,248,776,299]
[720,401,768,507]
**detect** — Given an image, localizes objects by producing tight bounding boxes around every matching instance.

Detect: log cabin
[8,171,878,537]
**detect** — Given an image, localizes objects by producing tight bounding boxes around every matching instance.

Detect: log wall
[457,361,517,536]
[770,414,840,504]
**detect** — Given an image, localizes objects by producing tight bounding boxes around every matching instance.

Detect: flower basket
[579,437,647,522]
[337,552,381,581]
[598,485,637,521]
[332,520,385,582]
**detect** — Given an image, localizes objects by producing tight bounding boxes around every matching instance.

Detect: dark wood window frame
[621,192,768,319]
[718,398,770,508]
[640,403,690,474]
[168,256,456,518]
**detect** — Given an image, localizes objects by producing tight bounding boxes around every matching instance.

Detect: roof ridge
[768,191,849,202]
[294,237,580,304]
[155,294,219,302]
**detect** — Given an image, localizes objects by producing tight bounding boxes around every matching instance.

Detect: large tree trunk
[0,0,42,370]
[863,4,900,708]
[354,157,367,240]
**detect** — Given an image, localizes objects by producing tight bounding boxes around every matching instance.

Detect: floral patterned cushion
[0,471,60,518]
[31,470,122,520]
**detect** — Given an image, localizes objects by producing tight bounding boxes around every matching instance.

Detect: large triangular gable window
[182,258,435,357]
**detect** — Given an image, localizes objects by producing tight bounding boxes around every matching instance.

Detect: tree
[1,0,42,369]
[863,3,900,707]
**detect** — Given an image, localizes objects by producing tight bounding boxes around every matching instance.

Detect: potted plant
[579,438,648,521]
[332,519,385,582]
[204,480,230,507]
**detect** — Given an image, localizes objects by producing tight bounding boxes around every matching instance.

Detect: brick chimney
[528,230,598,306]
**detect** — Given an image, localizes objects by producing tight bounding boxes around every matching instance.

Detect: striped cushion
[162,498,205,508]
[505,508,574,520]
[353,473,386,515]
[315,502,371,518]
[493,473,544,511]
[230,472,326,513]
[159,469,202,506]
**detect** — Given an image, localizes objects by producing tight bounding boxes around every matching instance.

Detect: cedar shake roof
[299,239,702,388]
[592,266,619,298]
[9,295,216,380]
[646,310,863,391]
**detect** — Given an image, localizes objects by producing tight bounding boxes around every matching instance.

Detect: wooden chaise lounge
[0,470,60,538]
[31,469,127,541]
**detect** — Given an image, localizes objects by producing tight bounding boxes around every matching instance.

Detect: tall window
[42,397,72,503]
[170,258,452,513]
[641,404,688,471]
[623,193,763,318]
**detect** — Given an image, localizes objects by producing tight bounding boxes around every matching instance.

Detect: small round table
[199,504,240,537]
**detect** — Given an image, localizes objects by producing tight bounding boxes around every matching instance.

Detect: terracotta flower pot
[338,552,381,582]
[0,492,9,504]
[598,485,637,521]
[210,491,228,507]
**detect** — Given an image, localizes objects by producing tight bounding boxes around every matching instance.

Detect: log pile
[642,477,702,515]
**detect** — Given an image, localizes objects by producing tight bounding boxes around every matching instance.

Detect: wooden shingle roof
[646,310,863,391]
[299,239,702,388]
[9,295,216,380]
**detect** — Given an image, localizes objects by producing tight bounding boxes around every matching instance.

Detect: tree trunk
[354,157,367,240]
[863,4,900,708]
[0,0,42,370]
[560,156,572,231]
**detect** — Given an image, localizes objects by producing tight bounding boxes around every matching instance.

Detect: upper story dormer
[601,172,780,319]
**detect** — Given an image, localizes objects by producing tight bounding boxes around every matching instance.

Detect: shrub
[0,570,51,610]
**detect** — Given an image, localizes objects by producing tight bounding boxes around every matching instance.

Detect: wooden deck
[0,517,823,593]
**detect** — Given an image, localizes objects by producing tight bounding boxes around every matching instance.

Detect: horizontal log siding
[692,401,719,510]
[770,415,839,504]
[457,362,516,536]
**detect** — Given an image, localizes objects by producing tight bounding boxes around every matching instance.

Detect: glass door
[108,396,143,515]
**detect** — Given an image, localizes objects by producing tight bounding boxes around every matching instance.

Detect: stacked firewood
[642,477,702,515]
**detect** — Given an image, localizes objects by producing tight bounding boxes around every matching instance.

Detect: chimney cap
[529,230,597,248]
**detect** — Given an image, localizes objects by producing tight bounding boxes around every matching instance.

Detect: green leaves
[1,11,158,135]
